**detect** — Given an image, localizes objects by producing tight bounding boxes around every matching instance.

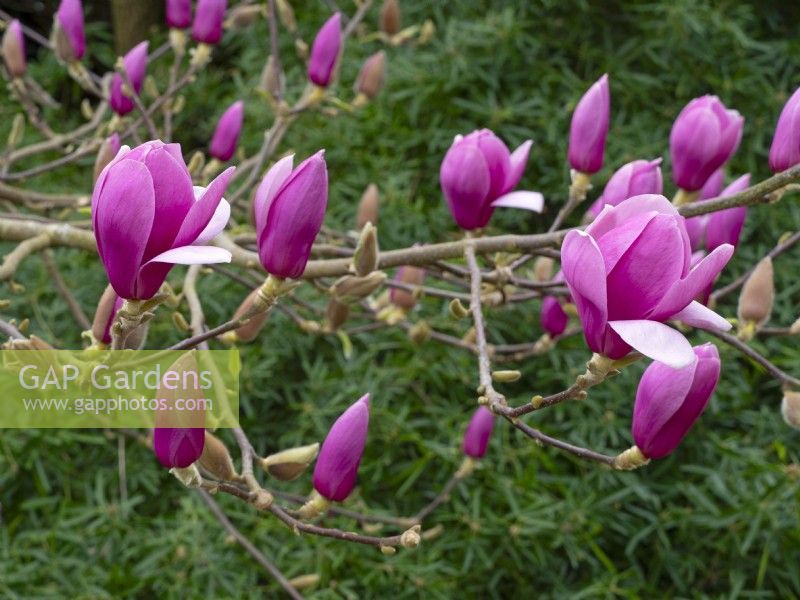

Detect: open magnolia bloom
[92,140,234,300]
[561,194,733,368]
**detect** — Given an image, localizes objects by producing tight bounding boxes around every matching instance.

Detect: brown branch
[507,418,617,466]
[0,233,50,280]
[704,329,800,388]
[0,182,88,209]
[41,249,91,329]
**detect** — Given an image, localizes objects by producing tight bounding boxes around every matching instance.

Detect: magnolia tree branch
[705,329,800,388]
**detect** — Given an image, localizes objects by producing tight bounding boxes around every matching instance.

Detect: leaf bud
[261,442,320,481]
[353,222,379,276]
[199,431,237,480]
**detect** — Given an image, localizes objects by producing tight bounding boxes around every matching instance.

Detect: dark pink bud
[307,13,341,87]
[55,0,86,61]
[705,173,750,251]
[209,100,244,161]
[192,0,226,45]
[166,0,193,29]
[462,406,494,458]
[254,152,328,279]
[568,74,610,174]
[540,295,568,338]
[2,20,26,78]
[109,41,149,117]
[587,158,662,218]
[313,394,370,502]
[632,343,720,459]
[769,86,800,173]
[670,95,743,191]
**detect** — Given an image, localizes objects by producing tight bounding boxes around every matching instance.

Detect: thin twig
[0,233,50,280]
[705,329,800,388]
[41,249,91,329]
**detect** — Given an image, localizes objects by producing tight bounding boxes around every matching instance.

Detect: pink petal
[586,193,677,240]
[671,301,731,331]
[650,244,734,320]
[561,230,608,353]
[145,245,232,265]
[194,197,230,245]
[254,154,294,236]
[502,139,533,193]
[172,167,235,248]
[608,320,695,368]
[490,190,544,212]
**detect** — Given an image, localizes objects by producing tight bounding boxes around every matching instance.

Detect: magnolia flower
[705,173,750,251]
[540,295,568,338]
[440,129,539,230]
[109,41,149,117]
[462,406,495,459]
[93,134,122,183]
[2,20,26,78]
[769,86,800,173]
[568,74,610,175]
[90,284,124,345]
[308,13,341,87]
[684,168,725,250]
[313,394,370,502]
[670,95,743,191]
[54,0,86,61]
[92,140,234,300]
[354,51,387,100]
[166,0,193,29]
[632,343,720,459]
[253,152,328,278]
[209,100,244,162]
[561,194,733,368]
[586,158,662,219]
[192,0,226,45]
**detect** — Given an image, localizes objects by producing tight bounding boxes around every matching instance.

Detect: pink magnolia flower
[192,0,226,45]
[462,406,495,459]
[586,158,662,219]
[768,86,800,173]
[540,295,568,338]
[684,168,725,250]
[706,173,750,251]
[2,20,26,78]
[308,13,342,87]
[209,100,244,162]
[92,140,234,300]
[109,41,149,117]
[166,0,193,29]
[440,129,540,230]
[669,95,743,191]
[632,343,720,459]
[253,152,328,278]
[55,0,86,61]
[561,194,733,368]
[568,74,610,174]
[313,394,370,502]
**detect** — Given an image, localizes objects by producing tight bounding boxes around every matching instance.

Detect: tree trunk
[110,0,163,55]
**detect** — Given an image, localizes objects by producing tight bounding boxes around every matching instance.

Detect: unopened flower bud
[331,272,387,303]
[380,0,401,35]
[261,442,320,481]
[199,431,237,480]
[353,222,379,276]
[260,55,284,101]
[52,0,86,63]
[400,524,421,549]
[389,266,425,310]
[408,321,431,344]
[224,288,270,343]
[91,284,122,345]
[354,51,386,103]
[275,0,297,32]
[225,5,263,30]
[449,298,470,319]
[463,406,494,459]
[93,134,121,183]
[738,257,773,334]
[532,256,554,282]
[2,20,26,78]
[325,298,350,331]
[356,183,380,229]
[781,390,800,429]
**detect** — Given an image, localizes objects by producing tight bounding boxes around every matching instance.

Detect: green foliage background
[1,0,800,597]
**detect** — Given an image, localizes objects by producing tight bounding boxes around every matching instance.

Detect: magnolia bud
[354,51,386,101]
[353,222,379,276]
[275,0,297,32]
[225,5,263,30]
[325,298,350,331]
[259,54,284,101]
[492,370,521,383]
[738,256,773,335]
[224,288,270,343]
[532,256,555,282]
[356,184,380,229]
[389,266,425,310]
[2,20,26,78]
[781,390,800,429]
[331,272,387,303]
[261,442,320,481]
[380,0,401,35]
[199,431,237,480]
[91,284,121,345]
[93,134,121,184]
[51,21,75,63]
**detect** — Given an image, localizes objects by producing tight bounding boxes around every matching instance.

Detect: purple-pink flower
[253,152,328,279]
[313,394,370,502]
[685,168,725,250]
[55,0,86,61]
[586,158,662,219]
[632,343,720,459]
[192,0,226,45]
[154,427,205,468]
[540,295,568,338]
[462,406,495,459]
[209,100,244,162]
[768,86,800,173]
[2,20,26,78]
[568,74,610,174]
[561,194,733,368]
[109,41,149,117]
[705,174,750,251]
[92,140,234,300]
[440,129,539,230]
[308,13,342,87]
[166,0,193,29]
[669,95,743,191]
